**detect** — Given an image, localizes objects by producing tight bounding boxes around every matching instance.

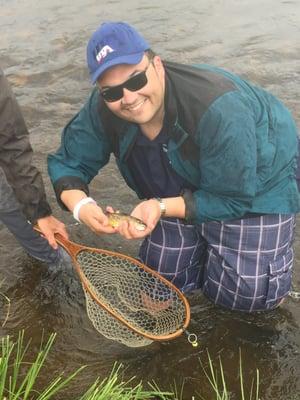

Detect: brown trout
[106,211,147,231]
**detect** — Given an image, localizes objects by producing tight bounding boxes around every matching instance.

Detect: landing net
[76,250,189,347]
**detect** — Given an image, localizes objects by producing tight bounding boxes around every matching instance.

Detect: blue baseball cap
[87,22,150,84]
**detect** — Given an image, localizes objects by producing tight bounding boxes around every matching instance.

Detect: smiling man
[48,22,300,312]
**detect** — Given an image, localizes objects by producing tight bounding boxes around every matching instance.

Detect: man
[0,67,68,265]
[48,22,300,312]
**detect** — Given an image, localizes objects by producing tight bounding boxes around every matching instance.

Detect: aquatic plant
[0,330,261,399]
[0,331,173,399]
[198,349,260,400]
[77,369,173,400]
[0,331,83,400]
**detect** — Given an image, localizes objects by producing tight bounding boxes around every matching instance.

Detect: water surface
[1,1,300,398]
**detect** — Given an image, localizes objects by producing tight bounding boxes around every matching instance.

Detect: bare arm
[60,189,89,211]
[162,196,186,218]
[60,189,117,234]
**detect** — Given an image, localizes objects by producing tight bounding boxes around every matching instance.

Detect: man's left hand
[116,199,161,239]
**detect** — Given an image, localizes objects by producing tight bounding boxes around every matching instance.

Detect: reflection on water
[0,0,300,398]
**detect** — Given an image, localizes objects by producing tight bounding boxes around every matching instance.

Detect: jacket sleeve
[186,91,258,223]
[0,68,51,222]
[47,89,111,209]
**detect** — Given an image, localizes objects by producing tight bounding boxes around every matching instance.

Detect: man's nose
[122,88,138,104]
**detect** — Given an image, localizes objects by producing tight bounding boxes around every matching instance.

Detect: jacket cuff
[53,176,90,210]
[181,189,197,223]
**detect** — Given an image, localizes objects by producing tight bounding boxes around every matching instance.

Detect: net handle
[34,226,82,256]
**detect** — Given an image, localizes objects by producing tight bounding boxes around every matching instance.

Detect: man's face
[97,54,165,126]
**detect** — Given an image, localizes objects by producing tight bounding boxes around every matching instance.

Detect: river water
[1,0,300,399]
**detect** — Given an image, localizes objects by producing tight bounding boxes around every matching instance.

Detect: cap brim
[91,52,145,84]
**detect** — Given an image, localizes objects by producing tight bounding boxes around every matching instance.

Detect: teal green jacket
[48,62,300,223]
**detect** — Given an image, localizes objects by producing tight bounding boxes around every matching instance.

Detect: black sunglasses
[100,61,152,102]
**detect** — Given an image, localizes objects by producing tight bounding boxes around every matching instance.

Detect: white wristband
[73,197,96,222]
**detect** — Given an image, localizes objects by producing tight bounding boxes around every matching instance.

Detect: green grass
[198,349,260,400]
[77,370,172,400]
[0,331,172,399]
[0,331,83,400]
[0,331,261,399]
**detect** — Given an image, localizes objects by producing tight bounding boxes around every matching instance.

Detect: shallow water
[1,0,300,398]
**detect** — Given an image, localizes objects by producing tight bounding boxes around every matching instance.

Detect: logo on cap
[95,45,114,64]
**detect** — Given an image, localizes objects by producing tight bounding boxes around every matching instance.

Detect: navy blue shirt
[127,128,196,199]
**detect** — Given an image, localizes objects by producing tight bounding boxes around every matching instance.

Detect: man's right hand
[77,202,117,234]
[60,190,117,235]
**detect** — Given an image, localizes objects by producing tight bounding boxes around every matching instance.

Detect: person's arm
[48,90,117,234]
[59,189,116,234]
[0,69,49,220]
[184,91,258,224]
[0,68,68,247]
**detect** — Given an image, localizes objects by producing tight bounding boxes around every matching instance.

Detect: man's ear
[152,56,165,76]
[152,55,163,68]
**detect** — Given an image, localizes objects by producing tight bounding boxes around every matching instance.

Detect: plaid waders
[138,214,295,312]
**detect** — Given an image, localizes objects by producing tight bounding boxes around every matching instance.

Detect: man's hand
[61,189,117,235]
[77,202,118,234]
[115,196,186,240]
[37,215,68,249]
[116,199,161,239]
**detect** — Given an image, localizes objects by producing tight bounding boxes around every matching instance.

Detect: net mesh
[76,249,188,347]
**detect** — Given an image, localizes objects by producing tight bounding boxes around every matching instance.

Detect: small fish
[106,211,147,231]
